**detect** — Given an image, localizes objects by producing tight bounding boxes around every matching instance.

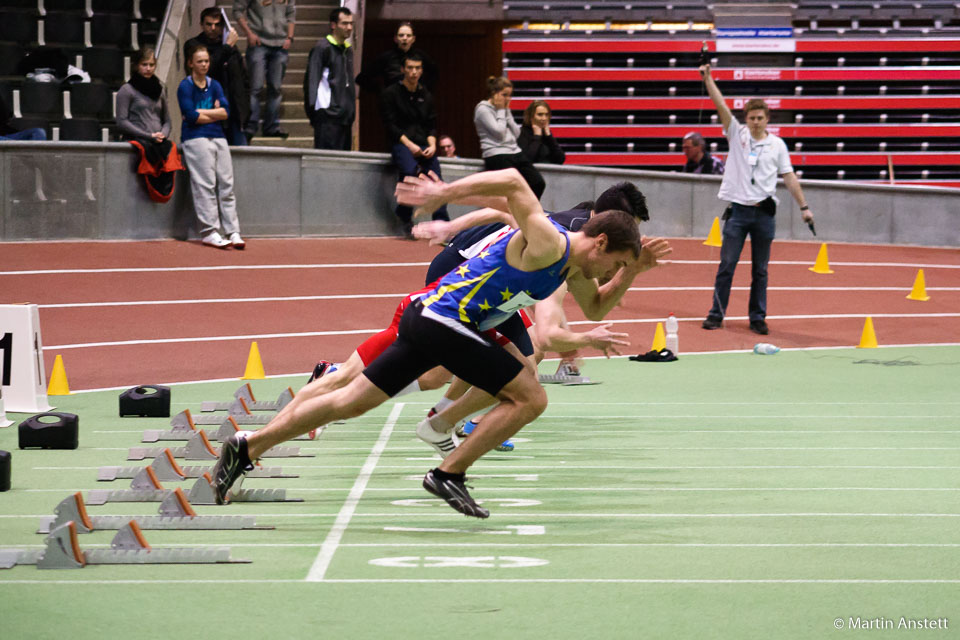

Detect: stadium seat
[90,12,129,47]
[59,116,103,141]
[0,42,27,76]
[19,82,63,119]
[44,0,89,10]
[7,116,51,139]
[92,0,134,12]
[79,47,126,83]
[67,82,113,119]
[0,10,38,45]
[42,14,87,46]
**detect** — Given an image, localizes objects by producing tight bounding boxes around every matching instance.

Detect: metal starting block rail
[86,472,300,505]
[37,491,273,534]
[201,385,295,413]
[538,373,598,385]
[98,448,296,482]
[142,415,319,443]
[0,520,250,569]
[128,430,312,461]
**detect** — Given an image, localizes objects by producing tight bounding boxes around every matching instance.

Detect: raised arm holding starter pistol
[698,63,814,336]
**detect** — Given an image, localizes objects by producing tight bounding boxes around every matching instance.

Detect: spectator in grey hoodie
[473,76,545,199]
[234,0,295,139]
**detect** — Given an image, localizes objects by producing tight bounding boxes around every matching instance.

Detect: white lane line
[30,464,960,471]
[41,313,960,350]
[7,512,958,519]
[18,487,960,494]
[665,260,960,269]
[305,403,404,582]
[34,285,960,309]
[1,578,958,585]
[10,542,960,549]
[0,262,432,276]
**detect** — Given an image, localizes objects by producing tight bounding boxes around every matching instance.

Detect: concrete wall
[1,141,959,246]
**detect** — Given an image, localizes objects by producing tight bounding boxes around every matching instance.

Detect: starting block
[36,491,273,534]
[85,472,300,505]
[171,408,271,427]
[201,385,294,413]
[97,448,296,482]
[128,429,313,461]
[142,415,317,443]
[538,373,597,385]
[0,520,250,570]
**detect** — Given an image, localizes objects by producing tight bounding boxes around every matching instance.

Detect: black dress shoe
[749,320,769,335]
[262,128,289,139]
[701,317,722,330]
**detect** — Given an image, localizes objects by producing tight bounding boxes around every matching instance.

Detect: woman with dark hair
[473,76,546,199]
[117,47,183,203]
[357,21,438,92]
[177,42,244,249]
[518,100,565,165]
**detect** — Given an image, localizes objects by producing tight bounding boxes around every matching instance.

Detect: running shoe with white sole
[306,361,338,439]
[422,468,489,518]
[212,431,255,504]
[416,418,458,458]
[456,419,515,452]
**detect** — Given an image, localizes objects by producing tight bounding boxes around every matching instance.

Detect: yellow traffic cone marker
[241,341,266,379]
[703,217,722,247]
[809,243,834,274]
[906,269,930,301]
[857,317,878,349]
[47,354,71,395]
[651,322,666,351]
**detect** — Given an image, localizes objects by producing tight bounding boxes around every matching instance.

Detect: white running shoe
[228,232,245,249]
[202,231,230,249]
[416,418,458,458]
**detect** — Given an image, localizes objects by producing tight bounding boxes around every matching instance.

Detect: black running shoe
[212,431,255,504]
[423,469,490,518]
[308,360,334,384]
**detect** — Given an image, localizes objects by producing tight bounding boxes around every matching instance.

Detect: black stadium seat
[19,82,63,119]
[91,12,129,47]
[0,43,26,76]
[44,0,89,11]
[59,117,103,141]
[92,0,134,13]
[68,82,113,120]
[0,9,37,45]
[79,47,126,83]
[42,13,87,46]
[7,116,51,139]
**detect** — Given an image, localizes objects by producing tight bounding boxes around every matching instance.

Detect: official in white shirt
[699,64,815,335]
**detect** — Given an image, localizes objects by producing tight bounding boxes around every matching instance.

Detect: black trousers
[312,115,351,151]
[483,153,546,200]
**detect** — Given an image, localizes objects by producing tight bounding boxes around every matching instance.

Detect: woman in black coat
[518,100,566,165]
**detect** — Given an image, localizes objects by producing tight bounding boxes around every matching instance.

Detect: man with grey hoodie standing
[304,7,355,150]
[234,0,295,140]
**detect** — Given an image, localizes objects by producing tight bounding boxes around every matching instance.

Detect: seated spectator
[681,131,724,175]
[184,7,249,146]
[117,47,183,203]
[178,42,244,249]
[357,21,438,94]
[380,52,448,235]
[304,7,355,150]
[474,76,545,198]
[518,100,565,165]
[438,134,457,158]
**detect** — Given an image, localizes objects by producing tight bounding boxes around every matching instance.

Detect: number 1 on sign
[0,332,12,387]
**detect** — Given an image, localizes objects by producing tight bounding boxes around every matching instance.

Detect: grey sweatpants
[181,137,240,236]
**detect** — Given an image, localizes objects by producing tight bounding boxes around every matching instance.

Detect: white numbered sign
[0,304,52,413]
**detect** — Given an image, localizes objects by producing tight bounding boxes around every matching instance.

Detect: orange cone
[809,243,833,274]
[857,317,878,349]
[651,322,666,351]
[906,269,930,301]
[47,354,71,395]
[241,342,266,379]
[703,217,722,247]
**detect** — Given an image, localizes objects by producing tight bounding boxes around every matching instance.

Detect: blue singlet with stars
[421,219,571,331]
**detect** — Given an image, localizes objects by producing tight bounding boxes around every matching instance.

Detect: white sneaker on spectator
[202,231,230,249]
[228,232,245,249]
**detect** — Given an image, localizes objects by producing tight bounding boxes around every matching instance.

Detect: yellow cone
[651,322,666,351]
[809,243,834,274]
[857,316,878,349]
[241,341,266,379]
[47,354,71,395]
[906,269,930,301]
[703,217,722,247]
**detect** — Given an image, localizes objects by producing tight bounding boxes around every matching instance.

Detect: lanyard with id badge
[748,141,765,185]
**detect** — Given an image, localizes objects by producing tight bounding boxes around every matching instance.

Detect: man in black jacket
[303,7,355,150]
[380,52,448,233]
[184,7,250,146]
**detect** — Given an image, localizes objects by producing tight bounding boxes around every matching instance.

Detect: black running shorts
[362,300,526,398]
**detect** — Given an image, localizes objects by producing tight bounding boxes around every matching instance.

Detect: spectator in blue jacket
[178,42,244,249]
